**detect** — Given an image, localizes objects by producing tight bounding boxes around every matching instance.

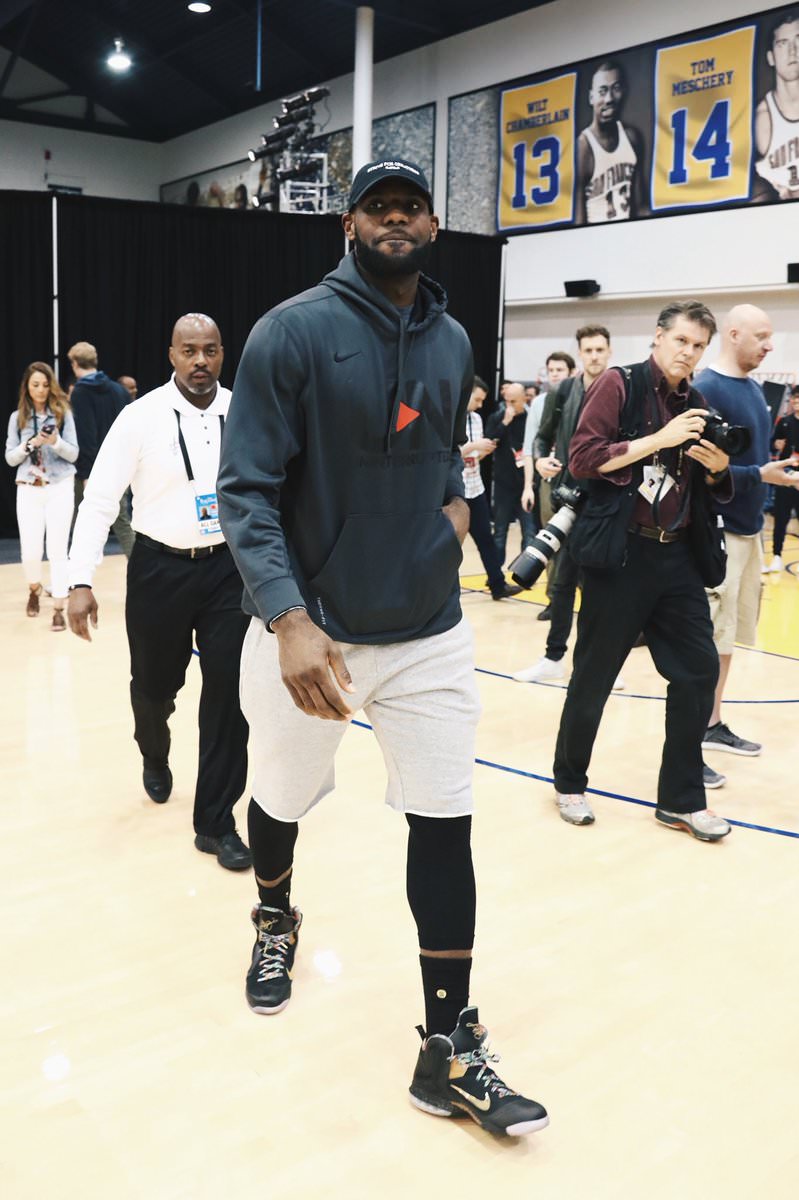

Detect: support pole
[352,6,374,174]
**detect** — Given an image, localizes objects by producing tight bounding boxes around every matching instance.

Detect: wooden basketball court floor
[2,529,798,1199]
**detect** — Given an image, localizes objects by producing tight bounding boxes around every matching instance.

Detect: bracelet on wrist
[68,584,92,592]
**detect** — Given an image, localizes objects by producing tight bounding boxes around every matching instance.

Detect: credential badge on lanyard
[174,410,224,536]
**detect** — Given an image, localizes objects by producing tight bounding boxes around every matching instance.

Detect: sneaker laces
[454,1039,515,1100]
[256,929,293,983]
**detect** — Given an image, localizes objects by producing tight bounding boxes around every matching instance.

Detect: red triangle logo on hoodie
[396,401,421,432]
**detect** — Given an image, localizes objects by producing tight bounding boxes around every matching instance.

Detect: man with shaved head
[695,305,799,774]
[67,314,251,871]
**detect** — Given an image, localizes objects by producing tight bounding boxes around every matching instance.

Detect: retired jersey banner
[493,4,799,233]
[498,73,577,230]
[652,27,755,211]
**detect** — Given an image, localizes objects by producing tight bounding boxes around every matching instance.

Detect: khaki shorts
[706,531,763,655]
[240,617,481,822]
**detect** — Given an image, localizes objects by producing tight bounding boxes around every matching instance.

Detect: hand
[773,439,786,453]
[273,609,354,721]
[40,429,58,446]
[761,458,799,488]
[67,588,99,642]
[521,485,535,513]
[656,407,707,449]
[686,439,730,474]
[535,455,562,480]
[28,433,46,450]
[501,405,515,426]
[442,497,469,544]
[474,437,496,456]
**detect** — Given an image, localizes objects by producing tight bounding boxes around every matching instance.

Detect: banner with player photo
[497,3,799,233]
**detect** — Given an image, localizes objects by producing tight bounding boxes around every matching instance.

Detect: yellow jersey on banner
[652,26,755,211]
[498,73,576,230]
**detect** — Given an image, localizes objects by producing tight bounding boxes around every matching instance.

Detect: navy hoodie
[217,251,473,644]
[71,371,128,479]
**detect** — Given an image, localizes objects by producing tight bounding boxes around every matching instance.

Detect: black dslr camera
[701,409,750,457]
[508,484,584,589]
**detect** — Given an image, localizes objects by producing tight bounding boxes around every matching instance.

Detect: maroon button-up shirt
[568,356,730,529]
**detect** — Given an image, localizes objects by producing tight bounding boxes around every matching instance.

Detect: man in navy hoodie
[218,158,548,1138]
[68,341,134,556]
[695,305,799,774]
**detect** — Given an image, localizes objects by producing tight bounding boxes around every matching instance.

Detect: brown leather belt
[628,523,687,544]
[136,533,228,560]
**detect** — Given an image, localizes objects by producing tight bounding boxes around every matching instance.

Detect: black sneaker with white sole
[701,722,761,756]
[245,905,302,1015]
[702,762,726,789]
[409,1006,549,1137]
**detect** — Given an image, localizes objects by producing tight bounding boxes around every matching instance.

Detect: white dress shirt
[69,377,231,586]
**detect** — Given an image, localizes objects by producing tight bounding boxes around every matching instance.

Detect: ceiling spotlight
[188,3,212,12]
[107,38,132,73]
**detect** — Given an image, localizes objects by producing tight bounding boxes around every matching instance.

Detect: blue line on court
[474,665,799,704]
[350,719,799,841]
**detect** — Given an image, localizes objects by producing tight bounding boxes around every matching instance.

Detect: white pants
[240,617,481,821]
[16,475,74,599]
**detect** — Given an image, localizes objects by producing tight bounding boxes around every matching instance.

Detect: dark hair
[656,301,717,339]
[591,59,627,89]
[546,351,576,371]
[473,375,489,392]
[576,324,611,346]
[770,11,799,49]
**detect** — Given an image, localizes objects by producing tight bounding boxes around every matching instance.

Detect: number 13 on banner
[652,26,755,211]
[498,73,577,231]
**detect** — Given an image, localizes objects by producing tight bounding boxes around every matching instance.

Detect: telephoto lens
[508,506,580,589]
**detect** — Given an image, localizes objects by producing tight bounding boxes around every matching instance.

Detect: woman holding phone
[5,362,79,629]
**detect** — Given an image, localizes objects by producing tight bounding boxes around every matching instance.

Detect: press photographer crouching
[549,300,736,840]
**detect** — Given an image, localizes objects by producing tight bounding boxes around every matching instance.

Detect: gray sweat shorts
[240,616,481,822]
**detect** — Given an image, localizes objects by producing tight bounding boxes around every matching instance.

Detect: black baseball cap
[348,158,433,211]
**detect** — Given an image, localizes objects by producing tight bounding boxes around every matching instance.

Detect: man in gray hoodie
[217,158,548,1138]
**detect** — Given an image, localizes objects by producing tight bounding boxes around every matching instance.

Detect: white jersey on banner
[755,91,799,198]
[582,123,637,223]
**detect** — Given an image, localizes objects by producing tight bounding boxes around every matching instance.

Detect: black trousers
[546,546,582,661]
[125,540,249,836]
[553,534,718,813]
[772,486,799,557]
[492,482,537,565]
[466,491,505,594]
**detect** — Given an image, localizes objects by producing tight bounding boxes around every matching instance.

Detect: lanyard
[174,410,224,483]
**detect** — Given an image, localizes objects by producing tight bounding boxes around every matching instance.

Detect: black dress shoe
[537,605,552,621]
[143,764,173,804]
[195,829,253,871]
[491,583,523,600]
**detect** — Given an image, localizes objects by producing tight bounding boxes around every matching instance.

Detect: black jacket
[484,408,527,493]
[217,251,473,644]
[70,371,128,479]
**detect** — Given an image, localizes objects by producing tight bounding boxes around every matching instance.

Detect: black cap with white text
[348,158,433,211]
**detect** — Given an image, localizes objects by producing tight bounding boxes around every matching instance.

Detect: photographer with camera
[694,306,799,775]
[551,301,734,839]
[513,325,623,685]
[5,362,78,630]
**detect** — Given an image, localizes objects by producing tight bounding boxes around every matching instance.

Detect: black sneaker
[702,762,726,790]
[409,1006,549,1137]
[194,829,252,871]
[701,722,761,757]
[536,605,551,621]
[245,905,302,1015]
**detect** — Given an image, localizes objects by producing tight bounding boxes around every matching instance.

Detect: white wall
[0,118,162,200]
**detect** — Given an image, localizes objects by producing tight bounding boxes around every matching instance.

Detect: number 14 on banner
[651,26,755,211]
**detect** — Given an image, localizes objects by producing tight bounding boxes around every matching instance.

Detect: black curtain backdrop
[1,191,504,535]
[0,192,54,536]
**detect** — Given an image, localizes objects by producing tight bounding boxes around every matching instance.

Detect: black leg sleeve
[405,814,475,951]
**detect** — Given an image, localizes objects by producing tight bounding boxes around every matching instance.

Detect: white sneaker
[612,674,625,691]
[512,656,566,683]
[554,791,595,825]
[769,556,784,573]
